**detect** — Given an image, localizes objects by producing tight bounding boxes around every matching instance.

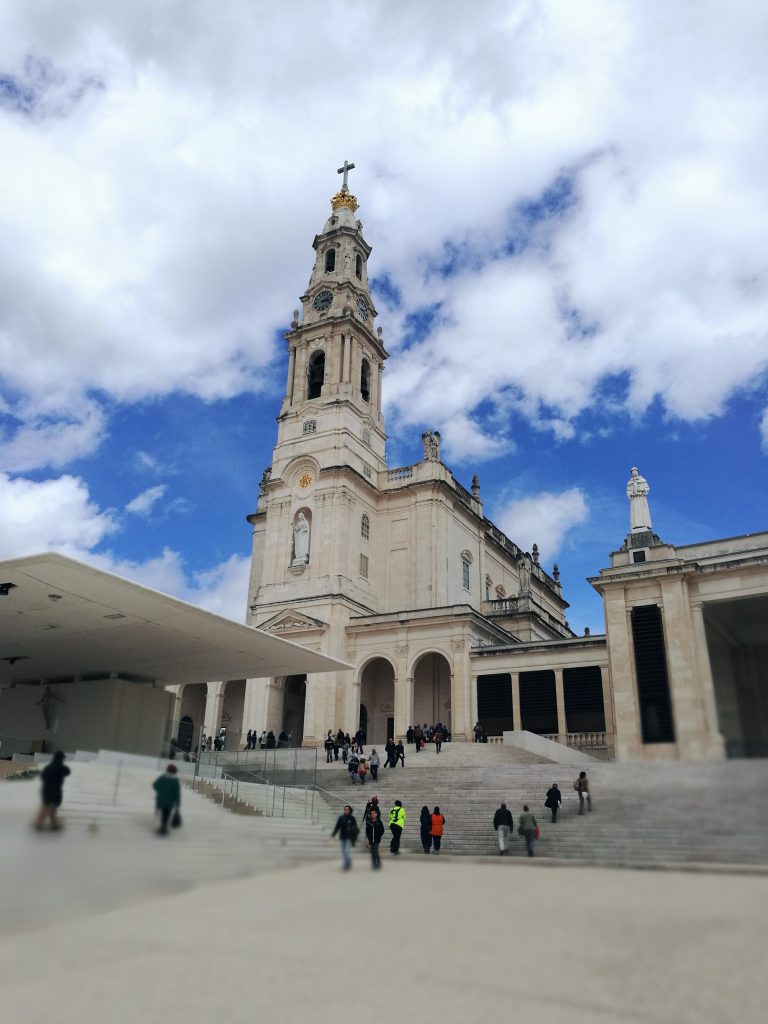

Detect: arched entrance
[178,683,206,749]
[177,715,194,751]
[221,679,246,749]
[413,652,452,732]
[360,658,395,744]
[282,675,306,746]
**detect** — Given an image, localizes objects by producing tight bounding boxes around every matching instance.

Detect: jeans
[579,793,592,815]
[349,772,358,785]
[421,829,432,853]
[371,765,378,781]
[326,750,333,763]
[340,838,352,869]
[389,824,402,853]
[432,835,442,852]
[524,830,535,856]
[359,774,366,785]
[550,806,558,823]
[370,842,381,869]
[158,806,172,832]
[397,754,405,766]
[435,741,442,753]
[497,824,510,852]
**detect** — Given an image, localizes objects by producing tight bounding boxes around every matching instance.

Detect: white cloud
[125,484,166,516]
[0,0,765,466]
[494,488,589,564]
[761,409,768,451]
[0,472,117,559]
[0,472,248,620]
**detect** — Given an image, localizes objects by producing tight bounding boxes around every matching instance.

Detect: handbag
[534,826,541,840]
[171,809,182,829]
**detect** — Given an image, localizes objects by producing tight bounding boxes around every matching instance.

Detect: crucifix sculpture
[337,159,355,191]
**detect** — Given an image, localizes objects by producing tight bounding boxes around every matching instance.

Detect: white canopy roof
[0,553,349,685]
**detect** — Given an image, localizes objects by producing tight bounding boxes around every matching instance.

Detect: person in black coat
[545,783,562,823]
[384,739,396,768]
[492,802,514,855]
[395,741,405,767]
[419,805,432,854]
[365,808,385,869]
[331,805,358,870]
[34,751,71,830]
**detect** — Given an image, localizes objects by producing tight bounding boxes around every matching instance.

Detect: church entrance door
[359,658,395,745]
[282,675,307,746]
[413,652,452,732]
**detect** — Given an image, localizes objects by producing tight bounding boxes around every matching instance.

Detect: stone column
[166,684,184,740]
[511,671,521,732]
[603,589,643,760]
[302,673,321,748]
[690,601,726,757]
[660,577,724,760]
[286,346,296,403]
[203,681,225,739]
[554,668,567,740]
[599,663,615,736]
[450,639,471,740]
[394,675,412,741]
[348,676,362,738]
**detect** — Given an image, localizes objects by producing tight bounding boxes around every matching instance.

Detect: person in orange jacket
[430,805,446,854]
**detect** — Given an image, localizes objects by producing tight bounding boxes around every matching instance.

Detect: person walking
[433,725,444,754]
[153,763,181,836]
[34,750,70,831]
[363,795,382,825]
[545,783,562,823]
[419,805,432,853]
[430,806,446,854]
[406,725,414,747]
[348,752,360,785]
[331,804,359,871]
[395,740,406,767]
[365,807,384,870]
[517,804,538,857]
[493,802,514,855]
[413,724,423,752]
[388,799,406,855]
[358,758,368,785]
[355,729,365,755]
[576,771,592,814]
[324,732,335,763]
[369,749,380,781]
[473,721,483,743]
[384,738,395,768]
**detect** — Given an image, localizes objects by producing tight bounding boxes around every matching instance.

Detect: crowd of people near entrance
[331,770,594,869]
[322,722,452,782]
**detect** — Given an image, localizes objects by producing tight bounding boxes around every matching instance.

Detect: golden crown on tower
[331,189,359,212]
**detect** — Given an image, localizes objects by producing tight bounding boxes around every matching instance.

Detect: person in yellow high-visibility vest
[388,800,406,855]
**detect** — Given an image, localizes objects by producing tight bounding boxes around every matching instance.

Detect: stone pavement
[1,846,766,1023]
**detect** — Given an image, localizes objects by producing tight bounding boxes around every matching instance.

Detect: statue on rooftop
[627,467,652,532]
[422,430,441,462]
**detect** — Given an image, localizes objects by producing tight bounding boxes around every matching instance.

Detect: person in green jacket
[153,763,181,835]
[388,799,406,855]
[517,804,538,857]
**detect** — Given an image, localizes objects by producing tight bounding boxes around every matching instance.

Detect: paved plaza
[1,790,766,1024]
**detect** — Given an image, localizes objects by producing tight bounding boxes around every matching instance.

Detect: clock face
[357,297,369,321]
[313,290,333,312]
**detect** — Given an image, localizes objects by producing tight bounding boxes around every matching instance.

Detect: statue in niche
[260,466,272,491]
[292,511,310,565]
[627,466,652,532]
[36,686,65,730]
[422,430,441,462]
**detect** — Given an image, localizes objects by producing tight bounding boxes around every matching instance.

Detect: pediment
[256,609,328,635]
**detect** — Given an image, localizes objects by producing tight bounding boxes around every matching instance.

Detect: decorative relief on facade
[450,638,465,652]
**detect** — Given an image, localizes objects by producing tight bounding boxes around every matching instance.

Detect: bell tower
[274,163,388,480]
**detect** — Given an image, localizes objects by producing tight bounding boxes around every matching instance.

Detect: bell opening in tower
[360,358,370,403]
[308,351,325,400]
[324,249,335,272]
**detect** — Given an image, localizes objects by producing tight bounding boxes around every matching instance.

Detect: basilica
[174,171,768,764]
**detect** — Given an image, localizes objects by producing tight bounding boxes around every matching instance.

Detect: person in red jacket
[430,806,446,854]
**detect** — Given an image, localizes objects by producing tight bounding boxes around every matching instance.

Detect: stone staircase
[305,742,768,868]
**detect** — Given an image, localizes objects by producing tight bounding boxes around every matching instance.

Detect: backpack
[573,779,580,791]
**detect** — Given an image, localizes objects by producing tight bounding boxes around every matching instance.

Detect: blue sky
[0,1,766,633]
